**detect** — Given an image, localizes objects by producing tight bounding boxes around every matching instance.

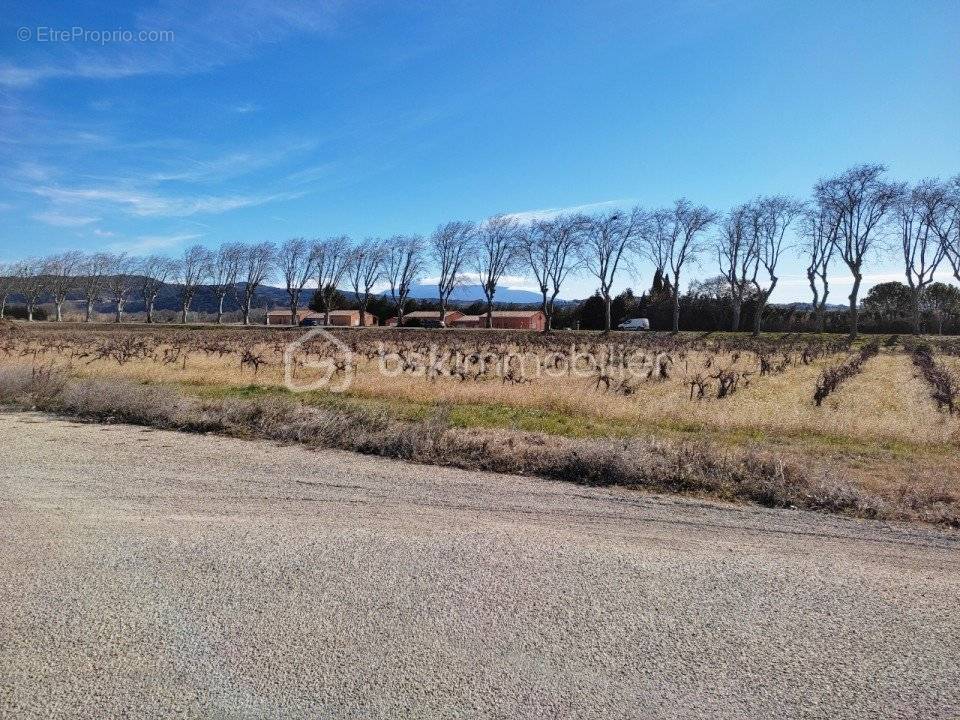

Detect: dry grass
[3,322,960,521]
[1,364,956,527]
[6,332,958,446]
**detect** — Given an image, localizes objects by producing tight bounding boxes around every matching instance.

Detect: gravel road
[0,410,958,719]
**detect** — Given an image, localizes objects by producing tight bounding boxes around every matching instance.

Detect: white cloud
[107,232,202,254]
[150,140,317,184]
[777,270,956,289]
[504,199,628,224]
[1,2,344,88]
[32,212,99,227]
[32,185,304,217]
[418,272,541,292]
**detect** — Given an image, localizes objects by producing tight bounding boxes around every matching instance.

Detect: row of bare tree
[0,243,276,325]
[716,164,960,337]
[2,164,958,335]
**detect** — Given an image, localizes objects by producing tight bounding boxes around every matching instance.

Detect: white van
[617,318,650,331]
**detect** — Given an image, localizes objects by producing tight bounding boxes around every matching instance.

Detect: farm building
[265,309,376,326]
[265,308,319,326]
[450,315,482,328]
[451,311,546,331]
[389,310,465,326]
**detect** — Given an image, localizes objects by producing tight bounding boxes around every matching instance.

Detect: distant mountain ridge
[35,280,552,315]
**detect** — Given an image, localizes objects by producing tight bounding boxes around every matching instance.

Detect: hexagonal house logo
[283,327,353,394]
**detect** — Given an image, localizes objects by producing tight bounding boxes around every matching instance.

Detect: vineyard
[2,322,960,519]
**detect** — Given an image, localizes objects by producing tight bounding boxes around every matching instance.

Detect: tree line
[1,163,958,336]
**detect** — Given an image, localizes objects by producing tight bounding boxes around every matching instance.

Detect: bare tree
[519,214,585,332]
[476,215,521,328]
[177,245,213,324]
[384,235,424,325]
[750,196,804,336]
[430,221,476,325]
[209,243,244,324]
[897,180,949,334]
[46,251,83,322]
[18,259,50,322]
[237,242,276,325]
[716,204,759,332]
[933,175,960,303]
[346,238,387,327]
[277,237,316,325]
[801,203,840,333]
[139,255,176,323]
[815,164,901,339]
[583,207,643,332]
[312,236,352,326]
[105,254,136,323]
[0,262,17,319]
[77,252,111,322]
[640,209,673,284]
[658,200,717,332]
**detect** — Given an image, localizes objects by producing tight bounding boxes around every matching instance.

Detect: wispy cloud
[504,199,628,223]
[32,185,304,217]
[150,140,318,184]
[107,232,202,254]
[419,272,541,292]
[32,211,99,227]
[778,270,956,289]
[2,1,344,88]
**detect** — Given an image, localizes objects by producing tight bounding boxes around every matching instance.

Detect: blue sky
[1,0,958,300]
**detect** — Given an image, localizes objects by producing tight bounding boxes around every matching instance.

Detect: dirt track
[1,410,958,719]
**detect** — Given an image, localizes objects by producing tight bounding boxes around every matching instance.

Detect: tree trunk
[216,294,225,325]
[324,299,331,326]
[0,296,6,318]
[540,289,550,334]
[753,277,777,337]
[359,302,367,327]
[146,298,155,323]
[603,294,612,332]
[910,288,922,335]
[181,304,189,324]
[115,301,123,324]
[288,301,298,326]
[55,302,63,322]
[671,278,681,333]
[848,274,862,340]
[815,303,826,333]
[243,295,253,325]
[730,299,742,332]
[752,299,764,337]
[27,303,34,322]
[486,297,494,329]
[85,299,93,322]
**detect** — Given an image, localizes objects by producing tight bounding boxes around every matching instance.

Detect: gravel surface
[1,410,958,719]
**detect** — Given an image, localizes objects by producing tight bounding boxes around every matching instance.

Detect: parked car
[617,318,650,331]
[421,319,446,329]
